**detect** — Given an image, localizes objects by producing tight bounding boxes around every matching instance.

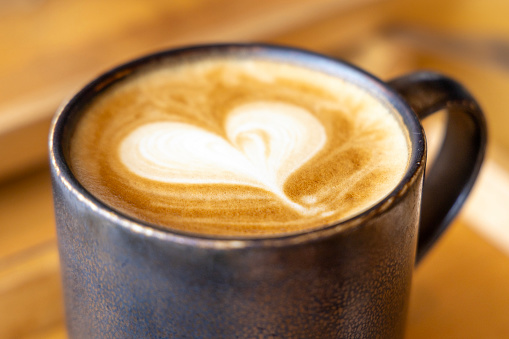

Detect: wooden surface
[1,0,509,338]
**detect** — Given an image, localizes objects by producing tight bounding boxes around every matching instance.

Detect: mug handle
[388,72,487,263]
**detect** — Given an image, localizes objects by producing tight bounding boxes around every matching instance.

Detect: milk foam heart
[120,101,326,214]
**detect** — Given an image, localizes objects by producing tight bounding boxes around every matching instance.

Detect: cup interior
[49,43,426,242]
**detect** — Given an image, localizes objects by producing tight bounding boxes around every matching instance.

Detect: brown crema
[69,57,410,236]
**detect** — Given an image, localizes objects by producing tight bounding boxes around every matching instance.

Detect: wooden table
[1,0,509,338]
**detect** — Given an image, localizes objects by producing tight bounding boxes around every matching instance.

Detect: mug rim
[49,43,426,248]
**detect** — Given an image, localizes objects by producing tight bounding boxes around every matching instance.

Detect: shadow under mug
[49,44,487,338]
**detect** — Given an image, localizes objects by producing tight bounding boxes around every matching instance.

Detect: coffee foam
[69,57,410,236]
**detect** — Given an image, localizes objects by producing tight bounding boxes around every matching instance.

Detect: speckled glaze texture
[52,173,422,338]
[50,44,486,338]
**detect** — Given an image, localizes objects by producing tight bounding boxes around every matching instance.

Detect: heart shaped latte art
[119,101,327,214]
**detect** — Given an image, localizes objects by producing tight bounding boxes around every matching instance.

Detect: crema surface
[69,58,410,236]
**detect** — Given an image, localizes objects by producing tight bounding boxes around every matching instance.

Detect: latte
[69,56,410,236]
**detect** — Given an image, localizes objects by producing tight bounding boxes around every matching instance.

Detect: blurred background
[1,0,508,338]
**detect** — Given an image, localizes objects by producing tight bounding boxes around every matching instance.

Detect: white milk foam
[119,101,326,214]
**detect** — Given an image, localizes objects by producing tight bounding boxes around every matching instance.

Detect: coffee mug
[49,44,486,338]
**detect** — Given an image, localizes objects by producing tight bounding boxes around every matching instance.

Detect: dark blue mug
[49,44,486,338]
